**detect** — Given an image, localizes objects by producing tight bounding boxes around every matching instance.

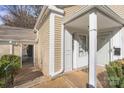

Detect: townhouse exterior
[0,25,36,67]
[33,5,124,87]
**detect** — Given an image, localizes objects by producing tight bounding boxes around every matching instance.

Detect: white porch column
[33,44,35,67]
[9,41,14,54]
[88,11,97,88]
[20,44,23,68]
[9,45,14,54]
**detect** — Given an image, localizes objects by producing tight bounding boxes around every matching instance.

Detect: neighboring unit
[0,25,36,67]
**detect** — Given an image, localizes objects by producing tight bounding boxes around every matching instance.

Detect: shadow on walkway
[14,57,43,86]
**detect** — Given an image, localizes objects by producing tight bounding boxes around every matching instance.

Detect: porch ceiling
[65,11,123,33]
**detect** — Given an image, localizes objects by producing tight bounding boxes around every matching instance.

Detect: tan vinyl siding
[54,16,62,72]
[108,5,124,19]
[13,45,20,56]
[37,17,49,75]
[0,45,10,58]
[64,5,87,20]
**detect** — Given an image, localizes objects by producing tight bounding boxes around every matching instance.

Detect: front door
[73,33,88,69]
[64,30,73,72]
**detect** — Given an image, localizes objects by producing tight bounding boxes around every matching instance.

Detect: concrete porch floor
[14,61,108,88]
[30,66,109,88]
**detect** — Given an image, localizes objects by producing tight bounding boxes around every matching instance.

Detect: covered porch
[64,6,124,87]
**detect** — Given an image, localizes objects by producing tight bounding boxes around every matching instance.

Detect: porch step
[14,76,50,88]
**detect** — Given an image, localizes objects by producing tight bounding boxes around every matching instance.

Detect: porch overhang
[64,6,124,34]
[64,5,124,26]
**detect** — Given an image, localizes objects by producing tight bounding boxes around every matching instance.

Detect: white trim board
[49,12,55,75]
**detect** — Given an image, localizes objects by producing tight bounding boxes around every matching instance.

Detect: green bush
[0,60,9,77]
[106,60,124,88]
[0,54,21,87]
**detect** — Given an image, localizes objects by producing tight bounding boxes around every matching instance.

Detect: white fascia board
[34,6,48,30]
[48,6,64,15]
[0,39,36,45]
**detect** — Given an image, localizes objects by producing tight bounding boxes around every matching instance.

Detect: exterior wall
[110,30,123,61]
[34,44,39,68]
[37,17,50,76]
[64,5,87,20]
[108,5,124,19]
[0,45,10,58]
[22,44,28,56]
[13,44,21,56]
[121,27,124,59]
[97,29,123,66]
[97,32,111,66]
[54,16,62,72]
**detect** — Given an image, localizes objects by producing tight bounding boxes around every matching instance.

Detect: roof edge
[34,5,64,31]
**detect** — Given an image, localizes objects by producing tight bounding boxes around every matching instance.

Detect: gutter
[34,6,48,30]
[33,6,49,43]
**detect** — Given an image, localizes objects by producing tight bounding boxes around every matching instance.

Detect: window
[78,35,87,57]
[114,47,121,56]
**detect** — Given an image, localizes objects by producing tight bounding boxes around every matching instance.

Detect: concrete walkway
[14,58,44,87]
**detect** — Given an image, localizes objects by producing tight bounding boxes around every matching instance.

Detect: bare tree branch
[0,5,42,29]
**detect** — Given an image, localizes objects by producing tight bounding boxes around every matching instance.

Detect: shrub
[0,54,21,74]
[0,54,21,87]
[106,60,124,88]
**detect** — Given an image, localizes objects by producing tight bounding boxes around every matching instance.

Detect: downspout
[33,5,48,43]
[51,51,64,79]
[49,6,64,79]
